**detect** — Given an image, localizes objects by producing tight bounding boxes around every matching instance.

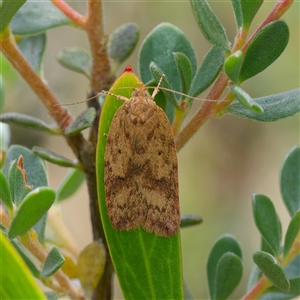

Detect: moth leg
[101,90,130,102]
[151,74,165,99]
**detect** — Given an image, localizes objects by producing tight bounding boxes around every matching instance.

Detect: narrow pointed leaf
[0,0,26,33]
[0,112,61,135]
[139,22,197,92]
[32,146,79,168]
[215,253,243,300]
[0,232,45,299]
[41,247,65,278]
[190,0,230,50]
[284,210,300,258]
[0,122,10,154]
[8,187,55,239]
[280,146,300,217]
[252,194,281,256]
[0,170,13,211]
[231,85,263,113]
[173,52,192,96]
[56,168,85,202]
[183,280,193,300]
[207,234,242,299]
[189,46,225,97]
[65,107,96,136]
[180,214,203,228]
[224,50,243,84]
[57,47,91,78]
[240,21,289,82]
[10,0,72,36]
[253,251,290,292]
[226,88,300,122]
[17,33,46,74]
[108,23,139,73]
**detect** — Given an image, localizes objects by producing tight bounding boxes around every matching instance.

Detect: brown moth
[104,77,180,237]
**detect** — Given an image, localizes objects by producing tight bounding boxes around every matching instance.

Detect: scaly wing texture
[104,101,179,237]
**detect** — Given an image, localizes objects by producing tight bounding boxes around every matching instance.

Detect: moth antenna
[151,75,165,99]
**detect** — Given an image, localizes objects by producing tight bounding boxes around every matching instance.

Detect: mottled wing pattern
[104,97,180,237]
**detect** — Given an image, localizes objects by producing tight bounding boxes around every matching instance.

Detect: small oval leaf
[252,194,281,256]
[180,214,203,228]
[57,47,91,78]
[41,247,65,278]
[224,50,243,84]
[10,0,72,36]
[240,20,289,82]
[207,234,242,299]
[280,146,300,217]
[8,187,56,239]
[215,253,243,300]
[253,251,290,292]
[108,23,139,73]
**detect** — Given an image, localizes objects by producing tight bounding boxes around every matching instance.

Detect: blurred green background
[1,1,299,299]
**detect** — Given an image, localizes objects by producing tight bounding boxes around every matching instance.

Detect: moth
[104,77,180,237]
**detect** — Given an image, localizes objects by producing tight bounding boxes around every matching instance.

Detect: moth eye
[145,92,148,97]
[118,149,122,154]
[158,150,162,156]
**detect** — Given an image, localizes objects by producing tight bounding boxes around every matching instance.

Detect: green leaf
[108,23,139,73]
[56,168,85,202]
[231,85,263,113]
[56,47,91,79]
[8,157,32,206]
[247,264,261,291]
[17,33,46,74]
[41,247,65,278]
[183,279,194,300]
[189,46,225,97]
[280,146,300,217]
[0,170,13,212]
[173,52,192,96]
[226,88,300,122]
[0,232,45,299]
[139,22,197,92]
[180,214,203,228]
[224,50,243,84]
[215,252,243,300]
[65,107,96,136]
[0,0,26,33]
[252,194,281,257]
[253,251,290,292]
[189,0,230,50]
[97,67,183,300]
[284,210,300,258]
[239,21,289,82]
[8,187,56,239]
[10,0,72,36]
[0,112,61,135]
[207,234,242,299]
[3,145,48,187]
[32,146,80,168]
[231,0,263,29]
[0,75,5,111]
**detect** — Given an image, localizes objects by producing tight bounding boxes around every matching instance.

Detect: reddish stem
[242,277,271,300]
[51,0,86,29]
